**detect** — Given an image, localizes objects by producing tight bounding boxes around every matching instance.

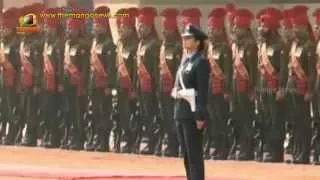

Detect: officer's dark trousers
[140,92,158,153]
[260,92,285,162]
[20,90,40,145]
[176,119,204,180]
[287,93,312,164]
[89,88,112,151]
[64,86,86,150]
[233,91,255,160]
[118,88,136,152]
[42,92,59,147]
[159,92,179,156]
[208,94,230,159]
[2,88,19,144]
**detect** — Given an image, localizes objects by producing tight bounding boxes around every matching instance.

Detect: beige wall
[3,0,42,9]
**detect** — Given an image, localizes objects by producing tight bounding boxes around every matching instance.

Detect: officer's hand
[304,93,312,101]
[58,85,64,92]
[33,87,40,95]
[276,90,284,101]
[104,88,111,96]
[196,120,205,130]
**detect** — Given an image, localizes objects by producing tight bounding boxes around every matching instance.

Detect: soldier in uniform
[18,5,44,146]
[313,8,320,164]
[206,8,233,160]
[156,8,181,157]
[135,7,160,155]
[85,6,116,152]
[0,8,21,145]
[61,9,90,150]
[115,8,140,153]
[41,7,64,148]
[231,9,258,160]
[256,8,288,162]
[287,8,316,164]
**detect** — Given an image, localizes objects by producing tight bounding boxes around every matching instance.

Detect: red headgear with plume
[208,8,227,30]
[93,6,110,27]
[225,3,236,24]
[160,8,179,30]
[181,8,201,29]
[137,7,157,27]
[233,9,254,29]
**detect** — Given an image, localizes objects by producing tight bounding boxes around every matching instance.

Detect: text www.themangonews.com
[39,13,129,19]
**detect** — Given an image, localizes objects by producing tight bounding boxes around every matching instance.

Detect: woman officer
[172,24,210,180]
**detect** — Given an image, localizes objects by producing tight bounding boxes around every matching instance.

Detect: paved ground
[0,146,319,180]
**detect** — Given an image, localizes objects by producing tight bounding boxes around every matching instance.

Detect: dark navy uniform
[173,25,210,180]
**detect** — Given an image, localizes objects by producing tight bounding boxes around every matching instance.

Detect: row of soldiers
[1,2,320,165]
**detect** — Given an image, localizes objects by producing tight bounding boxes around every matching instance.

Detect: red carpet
[0,164,242,180]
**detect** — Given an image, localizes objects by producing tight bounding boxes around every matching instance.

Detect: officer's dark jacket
[173,52,211,121]
[89,36,117,90]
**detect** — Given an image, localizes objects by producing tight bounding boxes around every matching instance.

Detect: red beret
[291,5,308,17]
[233,9,254,29]
[43,8,61,28]
[208,8,226,30]
[160,8,179,30]
[137,7,157,26]
[93,6,110,27]
[313,9,320,25]
[0,7,19,28]
[181,8,201,28]
[258,8,282,30]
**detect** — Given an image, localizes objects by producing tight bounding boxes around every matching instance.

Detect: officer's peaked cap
[182,24,208,41]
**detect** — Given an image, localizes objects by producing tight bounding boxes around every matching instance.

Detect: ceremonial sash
[288,41,306,80]
[258,43,276,77]
[316,41,320,77]
[137,41,152,93]
[232,43,249,80]
[117,41,132,90]
[91,39,107,88]
[19,41,33,88]
[0,42,16,88]
[207,43,224,95]
[64,41,83,95]
[159,43,174,94]
[43,42,55,92]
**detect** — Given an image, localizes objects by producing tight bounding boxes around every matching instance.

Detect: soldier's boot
[154,133,164,156]
[121,131,132,153]
[237,140,254,161]
[96,130,110,152]
[85,133,99,151]
[68,130,84,150]
[41,130,49,147]
[4,121,18,145]
[0,121,8,143]
[140,135,156,155]
[21,123,37,147]
[45,131,60,149]
[227,143,237,160]
[113,129,121,153]
[164,135,179,157]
